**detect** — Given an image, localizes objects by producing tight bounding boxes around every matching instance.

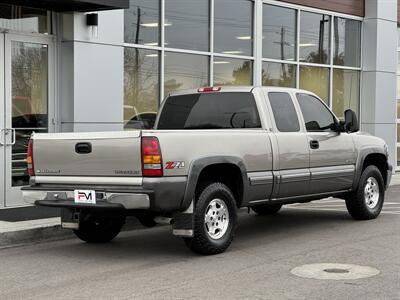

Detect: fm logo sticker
[165,161,185,169]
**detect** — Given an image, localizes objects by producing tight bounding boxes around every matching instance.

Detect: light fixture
[140,22,172,27]
[86,13,99,38]
[145,54,158,57]
[299,43,317,47]
[213,61,230,64]
[222,50,243,55]
[236,36,251,40]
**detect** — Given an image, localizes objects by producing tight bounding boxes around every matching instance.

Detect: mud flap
[172,200,194,237]
[61,208,80,230]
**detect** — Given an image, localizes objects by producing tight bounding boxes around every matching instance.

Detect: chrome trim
[271,189,350,201]
[31,176,143,186]
[310,165,355,180]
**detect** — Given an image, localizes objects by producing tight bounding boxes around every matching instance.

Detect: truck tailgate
[31,131,142,177]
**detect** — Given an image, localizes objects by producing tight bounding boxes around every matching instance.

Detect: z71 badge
[165,161,185,169]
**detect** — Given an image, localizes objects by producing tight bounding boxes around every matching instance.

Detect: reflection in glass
[262,62,295,87]
[397,147,400,166]
[398,124,400,142]
[300,11,330,64]
[333,18,361,67]
[263,4,296,60]
[332,69,360,119]
[164,52,209,95]
[214,0,253,56]
[12,42,48,187]
[124,48,159,129]
[0,4,51,34]
[124,0,160,46]
[397,76,400,99]
[165,0,209,51]
[299,66,329,103]
[398,52,400,74]
[213,57,252,86]
[397,101,400,119]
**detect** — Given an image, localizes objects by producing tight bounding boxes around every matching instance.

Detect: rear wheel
[184,182,237,255]
[345,165,385,220]
[251,203,282,215]
[74,215,125,243]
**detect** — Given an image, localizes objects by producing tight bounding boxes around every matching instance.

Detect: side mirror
[344,109,359,133]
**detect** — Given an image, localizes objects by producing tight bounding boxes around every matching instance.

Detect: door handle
[310,140,319,149]
[3,128,16,146]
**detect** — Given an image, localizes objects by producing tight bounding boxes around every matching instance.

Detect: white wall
[59,9,124,132]
[361,0,397,169]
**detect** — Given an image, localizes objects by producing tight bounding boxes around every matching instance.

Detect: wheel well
[362,153,388,185]
[196,163,244,207]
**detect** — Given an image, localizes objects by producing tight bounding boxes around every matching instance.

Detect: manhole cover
[291,263,380,280]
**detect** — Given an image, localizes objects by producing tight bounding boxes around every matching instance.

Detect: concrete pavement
[0,185,399,299]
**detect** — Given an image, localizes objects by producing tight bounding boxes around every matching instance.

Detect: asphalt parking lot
[0,186,399,300]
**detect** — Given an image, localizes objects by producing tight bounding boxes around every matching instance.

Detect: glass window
[0,4,51,34]
[124,48,159,129]
[397,101,400,119]
[214,0,253,56]
[268,92,300,132]
[397,52,400,74]
[262,4,296,61]
[124,0,160,46]
[300,12,330,64]
[398,124,400,141]
[262,62,296,87]
[12,42,48,187]
[332,69,360,120]
[297,93,336,132]
[397,147,400,166]
[213,57,252,86]
[333,18,361,67]
[164,52,209,96]
[397,76,400,99]
[165,0,209,51]
[299,66,329,103]
[158,92,261,129]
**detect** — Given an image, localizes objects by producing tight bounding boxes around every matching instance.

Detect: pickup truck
[23,86,392,255]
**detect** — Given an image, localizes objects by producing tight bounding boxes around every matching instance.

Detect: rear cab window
[268,92,300,132]
[157,92,261,129]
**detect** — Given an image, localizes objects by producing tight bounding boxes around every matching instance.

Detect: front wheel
[74,215,125,243]
[184,182,237,255]
[345,165,385,220]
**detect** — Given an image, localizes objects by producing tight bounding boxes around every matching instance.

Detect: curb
[0,216,143,249]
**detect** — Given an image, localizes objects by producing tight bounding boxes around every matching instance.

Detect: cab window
[268,92,300,132]
[296,93,336,132]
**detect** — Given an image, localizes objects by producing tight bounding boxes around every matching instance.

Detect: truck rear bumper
[21,176,188,212]
[23,190,150,210]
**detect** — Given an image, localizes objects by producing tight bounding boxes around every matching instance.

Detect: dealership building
[0,0,398,209]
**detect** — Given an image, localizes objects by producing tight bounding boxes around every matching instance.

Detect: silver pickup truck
[23,86,392,255]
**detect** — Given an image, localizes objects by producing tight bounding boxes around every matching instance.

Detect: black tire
[345,165,385,220]
[74,216,125,243]
[184,182,237,255]
[251,203,282,215]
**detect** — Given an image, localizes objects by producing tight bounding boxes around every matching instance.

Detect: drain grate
[291,263,380,280]
[323,268,349,274]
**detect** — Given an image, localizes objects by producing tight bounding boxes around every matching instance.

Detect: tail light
[141,137,163,177]
[27,139,35,176]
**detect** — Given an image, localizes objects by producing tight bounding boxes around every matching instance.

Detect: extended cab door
[263,90,310,199]
[295,93,356,194]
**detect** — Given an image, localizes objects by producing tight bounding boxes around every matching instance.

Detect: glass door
[4,34,54,207]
